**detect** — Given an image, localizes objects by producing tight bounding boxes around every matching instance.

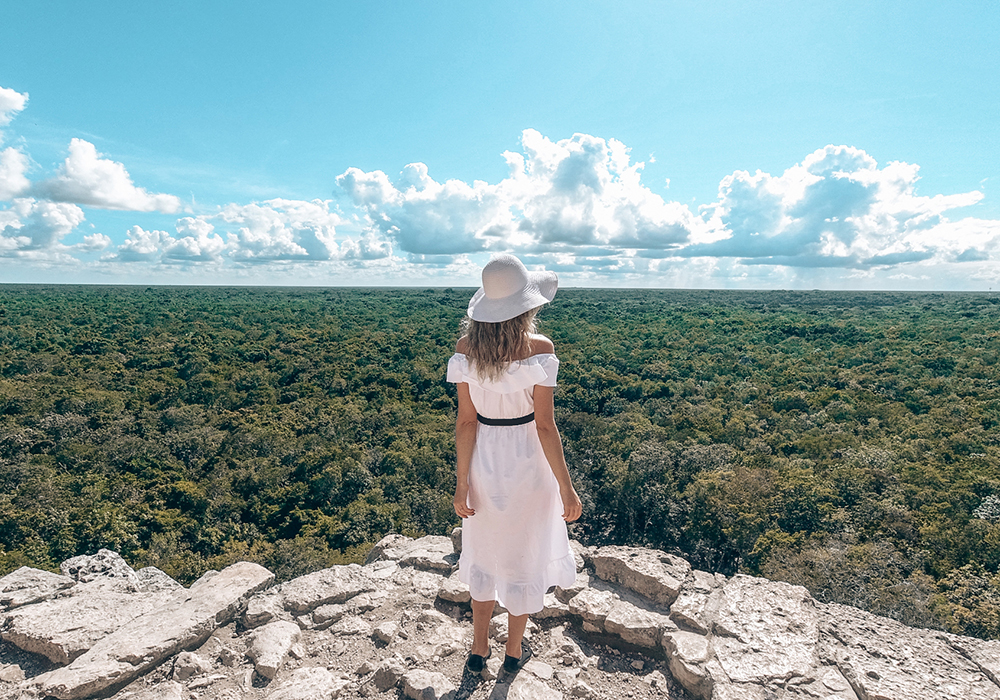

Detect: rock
[644,669,668,690]
[554,572,590,604]
[548,625,585,666]
[171,651,211,681]
[589,545,690,607]
[402,669,457,700]
[0,663,26,682]
[373,621,399,644]
[311,603,347,629]
[569,540,590,572]
[494,674,562,700]
[349,591,386,613]
[247,620,301,679]
[390,536,456,574]
[218,646,241,667]
[663,630,713,699]
[372,657,406,691]
[570,680,594,698]
[35,561,274,700]
[2,577,182,664]
[525,659,554,679]
[450,527,462,553]
[821,602,1000,700]
[436,572,471,604]
[243,590,287,629]
[669,569,723,634]
[489,616,537,643]
[483,655,502,681]
[60,549,141,588]
[136,567,183,593]
[708,575,819,685]
[330,615,371,636]
[0,566,75,611]
[631,660,644,670]
[567,587,615,631]
[126,680,185,699]
[534,592,570,620]
[364,534,413,565]
[949,636,1000,686]
[264,666,352,700]
[278,564,375,614]
[603,599,671,648]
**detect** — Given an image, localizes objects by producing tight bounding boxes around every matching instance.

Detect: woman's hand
[561,486,582,522]
[454,486,475,518]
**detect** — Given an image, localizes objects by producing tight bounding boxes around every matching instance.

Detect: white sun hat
[467,254,558,323]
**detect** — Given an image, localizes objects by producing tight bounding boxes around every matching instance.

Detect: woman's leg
[506,612,528,658]
[471,598,494,656]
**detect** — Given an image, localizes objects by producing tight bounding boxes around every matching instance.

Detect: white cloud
[0,198,86,257]
[0,147,30,200]
[34,139,182,213]
[0,86,28,133]
[691,145,995,268]
[337,129,704,256]
[221,198,342,262]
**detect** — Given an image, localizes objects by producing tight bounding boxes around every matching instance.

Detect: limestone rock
[663,630,714,699]
[707,575,819,686]
[494,673,562,700]
[589,545,690,606]
[0,663,26,682]
[171,651,211,681]
[372,657,406,691]
[450,527,462,553]
[330,615,371,636]
[311,603,347,629]
[569,540,590,572]
[126,680,184,700]
[533,592,570,620]
[243,589,288,629]
[135,567,183,593]
[0,566,74,611]
[248,620,301,679]
[436,572,471,604]
[554,572,589,604]
[389,536,456,574]
[373,621,399,644]
[264,666,352,700]
[364,534,413,565]
[2,577,182,664]
[402,669,457,700]
[35,560,274,700]
[669,569,724,634]
[567,587,615,631]
[60,549,141,588]
[603,599,671,648]
[489,616,537,643]
[821,602,1000,700]
[278,564,375,614]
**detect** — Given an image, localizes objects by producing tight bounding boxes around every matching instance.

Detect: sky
[1,1,998,289]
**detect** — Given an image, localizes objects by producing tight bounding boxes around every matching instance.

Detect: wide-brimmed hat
[467,254,558,323]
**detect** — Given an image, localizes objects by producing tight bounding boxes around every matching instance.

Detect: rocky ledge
[1,534,999,700]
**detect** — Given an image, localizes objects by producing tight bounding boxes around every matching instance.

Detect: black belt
[477,412,535,426]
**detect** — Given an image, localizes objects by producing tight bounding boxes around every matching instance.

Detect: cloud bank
[0,82,997,287]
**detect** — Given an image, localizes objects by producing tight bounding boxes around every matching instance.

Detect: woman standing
[447,254,583,676]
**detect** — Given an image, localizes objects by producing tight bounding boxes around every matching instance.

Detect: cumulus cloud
[338,129,704,257]
[0,198,87,257]
[691,145,995,268]
[0,86,28,132]
[34,139,182,213]
[0,147,30,200]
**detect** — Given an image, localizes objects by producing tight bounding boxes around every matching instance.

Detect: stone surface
[364,534,413,565]
[34,561,273,700]
[0,663,26,682]
[0,566,75,611]
[373,621,399,644]
[264,666,351,700]
[567,587,615,628]
[450,527,462,554]
[389,536,456,574]
[669,569,723,634]
[372,656,406,691]
[708,575,819,685]
[402,669,456,700]
[171,651,211,681]
[603,599,670,648]
[663,630,714,699]
[2,578,181,664]
[493,673,562,700]
[243,589,287,629]
[135,567,183,593]
[436,571,471,604]
[247,620,301,679]
[277,564,375,614]
[126,680,184,700]
[60,549,141,588]
[590,545,690,606]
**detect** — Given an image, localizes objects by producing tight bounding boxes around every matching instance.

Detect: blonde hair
[460,309,539,382]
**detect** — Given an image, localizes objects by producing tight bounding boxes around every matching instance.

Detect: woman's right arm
[454,382,478,518]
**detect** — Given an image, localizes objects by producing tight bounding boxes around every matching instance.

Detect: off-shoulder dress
[446,352,576,616]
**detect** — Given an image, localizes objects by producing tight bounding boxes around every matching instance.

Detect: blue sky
[1,1,998,288]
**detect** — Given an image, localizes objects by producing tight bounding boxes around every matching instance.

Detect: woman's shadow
[454,666,521,700]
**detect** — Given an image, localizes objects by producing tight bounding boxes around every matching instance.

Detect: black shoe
[466,647,491,674]
[503,640,532,673]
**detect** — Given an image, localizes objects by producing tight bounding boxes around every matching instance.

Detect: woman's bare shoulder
[455,336,470,354]
[529,334,554,355]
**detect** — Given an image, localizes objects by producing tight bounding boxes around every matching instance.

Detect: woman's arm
[534,384,583,522]
[454,382,478,518]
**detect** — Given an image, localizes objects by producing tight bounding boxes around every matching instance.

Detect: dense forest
[0,286,998,639]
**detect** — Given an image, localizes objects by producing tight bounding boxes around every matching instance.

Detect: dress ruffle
[459,549,577,616]
[446,353,558,392]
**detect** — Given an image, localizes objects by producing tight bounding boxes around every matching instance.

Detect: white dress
[446,352,576,616]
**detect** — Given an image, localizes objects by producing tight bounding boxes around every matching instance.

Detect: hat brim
[468,270,558,323]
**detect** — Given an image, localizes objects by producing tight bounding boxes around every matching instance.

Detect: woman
[447,254,583,676]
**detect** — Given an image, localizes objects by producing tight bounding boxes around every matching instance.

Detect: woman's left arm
[534,385,582,522]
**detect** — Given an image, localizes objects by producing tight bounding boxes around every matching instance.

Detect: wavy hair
[460,308,539,382]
